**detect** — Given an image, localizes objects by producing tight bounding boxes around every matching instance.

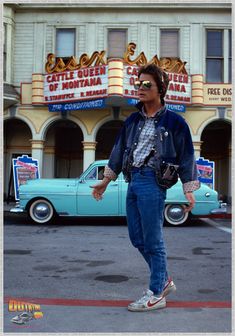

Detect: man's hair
[138,64,169,104]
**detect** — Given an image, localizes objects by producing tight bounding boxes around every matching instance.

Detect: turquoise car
[11,160,226,226]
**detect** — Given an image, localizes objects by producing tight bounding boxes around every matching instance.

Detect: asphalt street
[3,211,232,334]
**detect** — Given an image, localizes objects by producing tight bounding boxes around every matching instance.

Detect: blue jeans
[126,166,168,295]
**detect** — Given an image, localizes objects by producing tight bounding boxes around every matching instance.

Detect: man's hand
[90,177,111,201]
[184,192,195,212]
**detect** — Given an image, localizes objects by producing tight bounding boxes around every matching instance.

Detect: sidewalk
[3,202,17,212]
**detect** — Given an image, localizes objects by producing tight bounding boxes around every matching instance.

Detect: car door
[76,164,119,216]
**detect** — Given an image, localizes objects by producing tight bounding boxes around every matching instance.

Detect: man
[92,64,199,312]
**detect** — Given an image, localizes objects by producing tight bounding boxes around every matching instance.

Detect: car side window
[98,166,104,180]
[85,167,98,180]
[85,166,105,180]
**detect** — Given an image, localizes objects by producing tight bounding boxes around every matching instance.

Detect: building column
[193,141,203,159]
[30,140,44,176]
[82,141,97,171]
[32,73,44,105]
[191,74,204,105]
[43,146,55,178]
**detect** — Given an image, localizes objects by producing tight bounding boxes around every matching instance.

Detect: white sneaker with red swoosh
[163,278,177,297]
[128,289,166,312]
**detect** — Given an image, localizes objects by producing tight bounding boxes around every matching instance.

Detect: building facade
[3,2,232,202]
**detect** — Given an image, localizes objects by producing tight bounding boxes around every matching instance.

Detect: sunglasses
[134,80,156,90]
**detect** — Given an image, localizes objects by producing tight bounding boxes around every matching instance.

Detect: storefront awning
[4,83,19,109]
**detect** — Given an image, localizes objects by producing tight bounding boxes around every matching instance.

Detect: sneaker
[128,289,166,312]
[163,278,176,297]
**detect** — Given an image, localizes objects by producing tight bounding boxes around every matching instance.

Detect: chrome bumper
[210,202,227,214]
[10,204,25,213]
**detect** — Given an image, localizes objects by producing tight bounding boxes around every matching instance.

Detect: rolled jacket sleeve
[104,165,118,181]
[183,180,200,194]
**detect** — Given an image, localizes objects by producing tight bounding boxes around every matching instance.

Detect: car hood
[19,178,79,190]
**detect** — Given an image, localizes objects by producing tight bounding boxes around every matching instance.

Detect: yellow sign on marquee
[203,84,232,106]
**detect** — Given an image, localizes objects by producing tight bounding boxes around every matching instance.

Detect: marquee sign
[44,65,108,104]
[48,98,106,112]
[165,73,191,104]
[127,98,186,112]
[123,65,191,104]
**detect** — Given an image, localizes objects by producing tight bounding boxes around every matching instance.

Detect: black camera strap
[143,148,155,166]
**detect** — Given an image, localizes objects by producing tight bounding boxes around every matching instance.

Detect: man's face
[136,73,161,104]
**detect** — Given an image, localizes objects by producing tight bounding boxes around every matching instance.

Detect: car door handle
[110,183,118,186]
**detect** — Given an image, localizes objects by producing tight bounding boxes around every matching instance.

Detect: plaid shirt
[132,115,156,167]
[104,106,164,179]
[132,106,165,167]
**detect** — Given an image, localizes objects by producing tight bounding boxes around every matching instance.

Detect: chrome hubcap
[33,203,51,219]
[167,206,185,222]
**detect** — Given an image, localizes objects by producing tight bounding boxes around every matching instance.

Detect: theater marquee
[43,42,191,107]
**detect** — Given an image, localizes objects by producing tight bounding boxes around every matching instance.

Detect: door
[76,164,119,216]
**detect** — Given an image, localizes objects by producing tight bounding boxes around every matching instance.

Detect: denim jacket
[105,103,200,193]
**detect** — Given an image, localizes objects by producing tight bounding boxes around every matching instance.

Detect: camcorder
[156,161,179,189]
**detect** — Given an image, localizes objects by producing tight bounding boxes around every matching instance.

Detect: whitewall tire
[29,199,55,224]
[164,204,189,226]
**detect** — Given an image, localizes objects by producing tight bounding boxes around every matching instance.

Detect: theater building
[3,2,232,203]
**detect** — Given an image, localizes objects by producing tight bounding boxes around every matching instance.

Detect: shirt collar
[137,102,166,119]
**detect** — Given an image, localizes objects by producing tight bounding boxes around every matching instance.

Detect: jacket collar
[136,101,167,119]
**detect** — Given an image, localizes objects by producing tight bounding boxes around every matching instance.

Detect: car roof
[93,160,109,165]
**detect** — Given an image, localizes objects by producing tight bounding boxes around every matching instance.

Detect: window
[206,30,223,82]
[108,29,127,58]
[85,166,104,180]
[160,30,179,57]
[56,28,75,61]
[85,167,97,180]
